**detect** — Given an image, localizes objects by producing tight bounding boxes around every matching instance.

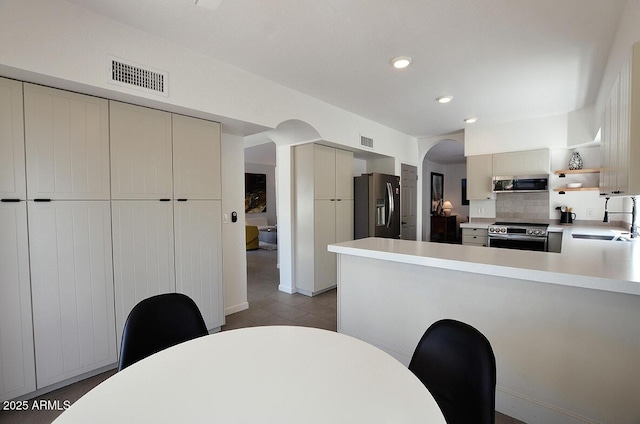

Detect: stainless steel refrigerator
[354,173,401,239]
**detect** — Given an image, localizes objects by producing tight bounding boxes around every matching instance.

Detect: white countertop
[329,226,640,296]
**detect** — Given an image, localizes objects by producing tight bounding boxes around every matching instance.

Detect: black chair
[118,293,208,371]
[408,319,496,424]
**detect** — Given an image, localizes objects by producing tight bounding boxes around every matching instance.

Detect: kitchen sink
[572,234,633,242]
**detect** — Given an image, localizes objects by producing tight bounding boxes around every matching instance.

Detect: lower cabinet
[174,200,224,330]
[461,227,488,247]
[28,201,117,389]
[0,202,36,402]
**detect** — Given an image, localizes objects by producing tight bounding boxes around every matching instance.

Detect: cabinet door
[617,60,631,194]
[466,154,494,200]
[173,115,221,200]
[29,201,117,388]
[314,145,336,200]
[110,102,173,199]
[335,199,354,243]
[493,149,550,176]
[24,84,110,200]
[314,200,336,292]
[174,200,223,330]
[335,149,354,200]
[0,77,26,200]
[111,200,176,350]
[0,202,35,401]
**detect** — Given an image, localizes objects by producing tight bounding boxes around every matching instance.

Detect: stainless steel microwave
[492,175,549,193]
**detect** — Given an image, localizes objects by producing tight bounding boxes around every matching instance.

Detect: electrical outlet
[586,208,594,217]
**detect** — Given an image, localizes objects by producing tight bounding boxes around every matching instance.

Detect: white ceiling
[67,0,626,138]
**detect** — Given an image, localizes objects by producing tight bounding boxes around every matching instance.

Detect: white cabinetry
[601,42,640,196]
[110,105,223,335]
[0,77,26,200]
[492,149,550,176]
[294,144,354,296]
[109,101,173,200]
[0,202,35,401]
[28,201,117,388]
[466,154,494,200]
[23,84,110,200]
[461,227,488,247]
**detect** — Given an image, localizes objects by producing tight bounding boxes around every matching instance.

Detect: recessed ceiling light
[464,117,478,124]
[436,96,453,104]
[391,56,412,69]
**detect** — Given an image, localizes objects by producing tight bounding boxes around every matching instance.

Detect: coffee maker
[559,206,576,224]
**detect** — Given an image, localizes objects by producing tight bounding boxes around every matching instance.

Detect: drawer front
[462,228,488,236]
[462,234,488,246]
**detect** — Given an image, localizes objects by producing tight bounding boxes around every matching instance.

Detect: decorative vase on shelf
[569,151,583,170]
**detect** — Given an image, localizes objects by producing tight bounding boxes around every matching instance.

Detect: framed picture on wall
[431,172,444,214]
[245,173,267,213]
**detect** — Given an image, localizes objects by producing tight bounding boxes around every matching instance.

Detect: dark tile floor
[0,247,523,423]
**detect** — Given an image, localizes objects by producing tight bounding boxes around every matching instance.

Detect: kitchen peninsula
[328,233,640,424]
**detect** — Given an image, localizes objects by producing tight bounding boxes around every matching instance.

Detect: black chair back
[118,293,208,371]
[408,319,496,424]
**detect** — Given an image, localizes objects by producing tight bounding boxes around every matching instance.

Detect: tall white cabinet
[23,84,117,389]
[294,144,353,296]
[110,102,223,338]
[0,77,36,402]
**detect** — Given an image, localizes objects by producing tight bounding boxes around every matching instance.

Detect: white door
[174,200,223,330]
[109,101,173,200]
[28,201,117,388]
[23,84,110,200]
[0,77,26,200]
[111,200,176,350]
[0,202,36,401]
[173,115,221,200]
[401,164,418,240]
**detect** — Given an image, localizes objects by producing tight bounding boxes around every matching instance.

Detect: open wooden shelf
[554,168,601,176]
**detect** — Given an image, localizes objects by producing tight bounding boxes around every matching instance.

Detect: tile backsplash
[496,192,549,222]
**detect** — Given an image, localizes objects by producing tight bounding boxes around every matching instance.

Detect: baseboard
[225,302,248,315]
[496,385,598,424]
[278,284,297,294]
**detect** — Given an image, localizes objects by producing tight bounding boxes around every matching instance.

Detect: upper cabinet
[313,144,354,201]
[492,149,550,176]
[24,84,110,200]
[172,114,221,200]
[466,154,494,200]
[601,42,640,196]
[0,77,26,200]
[110,101,173,199]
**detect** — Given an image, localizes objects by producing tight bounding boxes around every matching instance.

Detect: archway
[421,139,467,242]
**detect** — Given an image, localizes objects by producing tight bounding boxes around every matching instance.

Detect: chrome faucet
[603,196,638,238]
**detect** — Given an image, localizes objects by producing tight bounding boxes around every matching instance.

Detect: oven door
[487,234,548,252]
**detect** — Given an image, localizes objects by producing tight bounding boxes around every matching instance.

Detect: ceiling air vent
[107,56,168,97]
[360,135,374,149]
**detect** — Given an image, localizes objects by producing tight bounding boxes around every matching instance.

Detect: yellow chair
[246,225,259,250]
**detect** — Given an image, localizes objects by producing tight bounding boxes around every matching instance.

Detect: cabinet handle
[159,198,171,202]
[34,199,51,202]
[1,198,21,202]
[336,198,342,201]
[330,199,336,201]
[177,199,188,202]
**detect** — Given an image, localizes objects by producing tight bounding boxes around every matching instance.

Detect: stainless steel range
[487,222,549,252]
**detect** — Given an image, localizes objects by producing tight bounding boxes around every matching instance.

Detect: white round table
[53,326,445,423]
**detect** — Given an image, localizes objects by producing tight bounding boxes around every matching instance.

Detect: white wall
[464,113,568,156]
[221,134,249,315]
